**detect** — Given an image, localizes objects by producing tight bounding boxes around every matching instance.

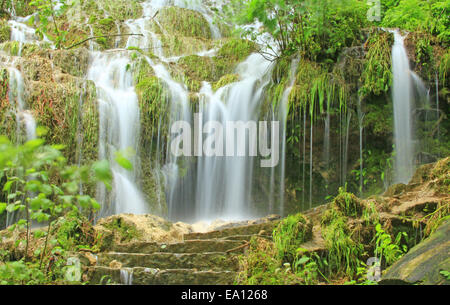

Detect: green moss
[429,157,450,194]
[175,39,256,92]
[0,68,17,143]
[216,38,256,63]
[273,213,312,262]
[212,73,239,91]
[359,29,393,98]
[332,187,363,217]
[103,218,141,243]
[157,7,211,39]
[0,41,20,56]
[0,19,11,43]
[159,35,213,58]
[178,55,218,83]
[52,48,90,77]
[321,212,364,277]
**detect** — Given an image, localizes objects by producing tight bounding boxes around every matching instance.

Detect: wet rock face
[381,218,450,285]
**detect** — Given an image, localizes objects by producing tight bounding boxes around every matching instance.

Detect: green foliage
[236,237,299,284]
[226,0,366,60]
[440,270,450,280]
[273,213,311,262]
[381,0,449,44]
[212,74,239,91]
[103,217,140,243]
[321,213,364,277]
[157,6,211,39]
[359,30,393,98]
[0,260,45,285]
[28,0,70,49]
[0,134,111,283]
[332,187,363,217]
[373,223,406,266]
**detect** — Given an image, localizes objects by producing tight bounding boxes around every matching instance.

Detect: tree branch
[65,33,144,50]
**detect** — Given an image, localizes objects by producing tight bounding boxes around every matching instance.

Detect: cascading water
[120,0,281,222]
[278,58,299,216]
[172,53,275,222]
[390,30,415,184]
[87,52,149,216]
[3,0,301,223]
[8,67,36,141]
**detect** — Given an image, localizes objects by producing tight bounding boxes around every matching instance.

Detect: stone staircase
[86,220,278,285]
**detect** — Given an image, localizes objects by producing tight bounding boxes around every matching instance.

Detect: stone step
[109,239,246,254]
[88,266,237,285]
[219,234,272,241]
[97,252,240,271]
[184,221,279,240]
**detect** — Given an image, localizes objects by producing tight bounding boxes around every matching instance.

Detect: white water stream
[390,30,416,184]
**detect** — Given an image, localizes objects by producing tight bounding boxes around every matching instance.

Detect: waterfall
[390,30,415,183]
[278,58,299,216]
[435,72,440,154]
[323,104,331,196]
[309,118,313,208]
[87,52,149,216]
[357,95,364,197]
[176,53,274,222]
[8,67,36,141]
[8,15,54,54]
[119,268,133,285]
[302,108,306,205]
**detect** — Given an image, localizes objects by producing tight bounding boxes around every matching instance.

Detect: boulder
[380,218,450,285]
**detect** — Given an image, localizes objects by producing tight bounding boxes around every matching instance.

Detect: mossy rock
[0,19,11,43]
[429,157,450,193]
[213,73,239,91]
[273,213,313,262]
[52,48,90,77]
[176,39,256,90]
[0,41,43,57]
[0,67,17,142]
[100,216,142,244]
[381,218,450,285]
[178,55,218,83]
[216,38,256,63]
[159,35,213,58]
[156,6,211,40]
[332,188,364,217]
[383,183,407,197]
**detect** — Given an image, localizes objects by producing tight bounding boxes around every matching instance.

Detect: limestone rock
[381,218,450,285]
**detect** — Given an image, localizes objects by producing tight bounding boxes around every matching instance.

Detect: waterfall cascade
[390,30,430,184]
[391,30,415,184]
[87,52,149,216]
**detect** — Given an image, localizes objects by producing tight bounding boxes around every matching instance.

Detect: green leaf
[114,151,133,171]
[77,195,91,209]
[3,180,14,192]
[63,181,79,194]
[0,202,6,214]
[296,256,310,265]
[6,204,19,213]
[24,138,44,150]
[92,160,112,189]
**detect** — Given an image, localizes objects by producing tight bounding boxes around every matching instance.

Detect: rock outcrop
[381,218,450,285]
